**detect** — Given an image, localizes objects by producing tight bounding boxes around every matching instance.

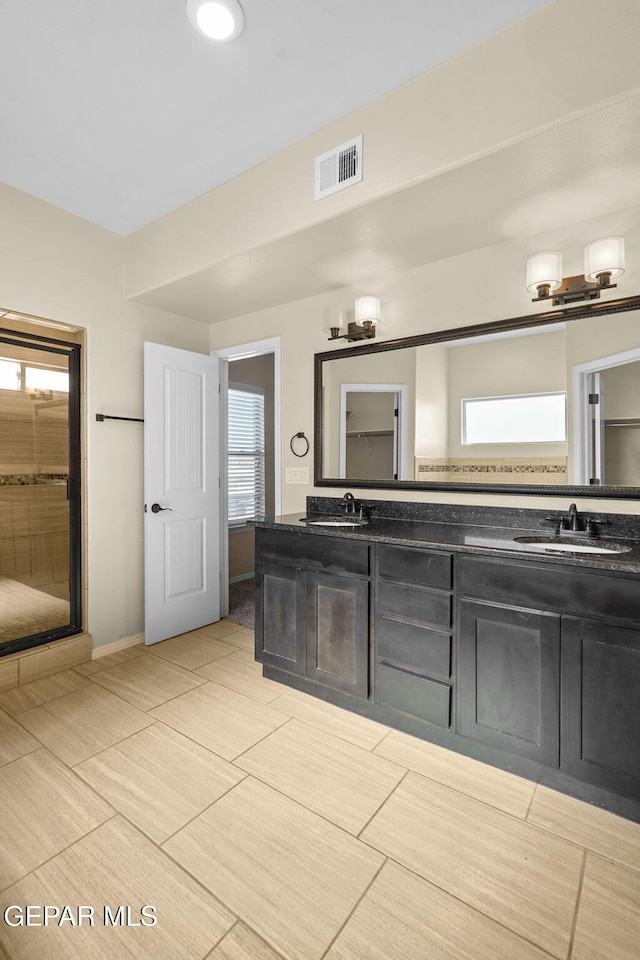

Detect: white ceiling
[0,0,551,235]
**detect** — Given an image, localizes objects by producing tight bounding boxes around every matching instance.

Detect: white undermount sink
[513,536,631,555]
[302,516,368,527]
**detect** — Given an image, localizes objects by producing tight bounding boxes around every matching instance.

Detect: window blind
[228,383,266,525]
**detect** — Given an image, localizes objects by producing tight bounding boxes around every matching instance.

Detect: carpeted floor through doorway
[227,577,255,630]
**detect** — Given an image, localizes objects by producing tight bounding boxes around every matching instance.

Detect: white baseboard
[93,633,145,660]
[229,572,255,584]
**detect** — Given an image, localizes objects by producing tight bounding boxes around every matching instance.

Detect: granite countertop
[253,510,640,574]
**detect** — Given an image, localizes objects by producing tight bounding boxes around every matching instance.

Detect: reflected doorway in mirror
[338,383,408,481]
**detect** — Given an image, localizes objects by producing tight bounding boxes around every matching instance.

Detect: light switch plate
[286,467,310,484]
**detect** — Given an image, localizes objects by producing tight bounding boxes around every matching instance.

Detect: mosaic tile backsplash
[0,474,67,486]
[414,457,567,482]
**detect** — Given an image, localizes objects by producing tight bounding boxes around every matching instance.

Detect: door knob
[151,503,172,513]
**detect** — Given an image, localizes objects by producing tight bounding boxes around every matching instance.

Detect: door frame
[338,382,408,480]
[572,345,640,484]
[211,337,282,616]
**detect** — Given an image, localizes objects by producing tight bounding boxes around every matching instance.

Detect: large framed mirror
[314,296,640,498]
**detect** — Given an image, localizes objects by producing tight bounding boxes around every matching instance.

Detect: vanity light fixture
[527,237,625,306]
[327,296,380,342]
[187,0,244,41]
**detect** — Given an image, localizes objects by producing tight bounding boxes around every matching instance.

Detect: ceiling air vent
[314,135,363,200]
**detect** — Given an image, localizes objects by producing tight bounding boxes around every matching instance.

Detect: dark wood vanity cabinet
[457,555,640,798]
[374,544,453,728]
[255,529,370,698]
[256,527,640,811]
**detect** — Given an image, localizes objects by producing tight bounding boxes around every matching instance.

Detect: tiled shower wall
[0,389,67,475]
[0,387,69,596]
[0,484,69,595]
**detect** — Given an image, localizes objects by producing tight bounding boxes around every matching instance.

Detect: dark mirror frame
[314,294,640,499]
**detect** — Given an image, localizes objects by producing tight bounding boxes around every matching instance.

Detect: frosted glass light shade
[526,252,562,293]
[187,0,244,41]
[584,237,625,281]
[354,296,381,326]
[322,306,347,334]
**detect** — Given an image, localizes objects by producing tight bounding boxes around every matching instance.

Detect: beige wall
[0,182,210,650]
[415,344,448,460]
[601,361,640,486]
[346,391,395,434]
[601,361,640,419]
[565,311,640,368]
[347,433,396,482]
[229,529,255,581]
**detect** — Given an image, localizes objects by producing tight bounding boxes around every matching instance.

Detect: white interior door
[144,342,220,645]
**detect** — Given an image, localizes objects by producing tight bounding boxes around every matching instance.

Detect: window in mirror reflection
[462,392,567,445]
[0,359,20,390]
[24,366,69,393]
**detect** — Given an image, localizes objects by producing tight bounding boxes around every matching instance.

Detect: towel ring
[290,432,310,458]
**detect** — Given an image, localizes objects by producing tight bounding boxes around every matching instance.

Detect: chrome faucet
[545,502,583,535]
[544,502,610,538]
[342,492,357,515]
[568,502,580,531]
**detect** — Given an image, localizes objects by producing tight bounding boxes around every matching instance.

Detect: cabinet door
[306,571,369,697]
[255,562,306,675]
[458,599,560,765]
[561,617,640,799]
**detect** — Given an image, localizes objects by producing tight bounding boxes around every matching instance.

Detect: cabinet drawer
[256,528,369,577]
[377,579,451,629]
[376,617,451,679]
[375,663,451,728]
[378,544,452,589]
[458,555,640,622]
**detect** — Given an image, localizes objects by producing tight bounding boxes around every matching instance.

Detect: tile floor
[0,619,638,960]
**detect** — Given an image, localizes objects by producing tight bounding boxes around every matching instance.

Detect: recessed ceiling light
[187,0,244,42]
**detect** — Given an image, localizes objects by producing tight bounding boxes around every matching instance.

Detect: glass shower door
[0,331,81,653]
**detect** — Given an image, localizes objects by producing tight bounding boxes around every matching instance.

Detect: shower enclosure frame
[0,326,82,657]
